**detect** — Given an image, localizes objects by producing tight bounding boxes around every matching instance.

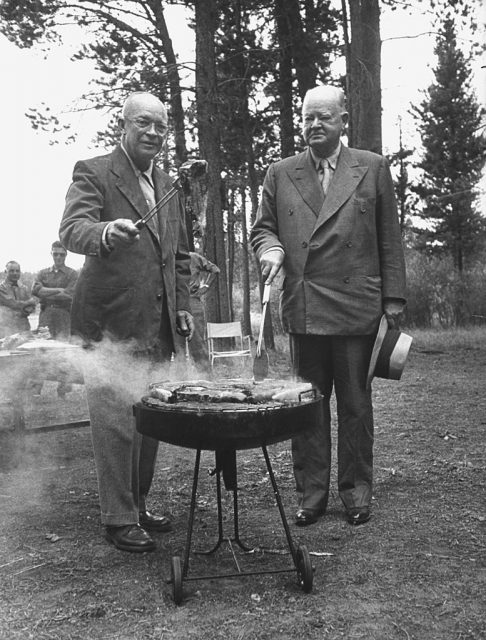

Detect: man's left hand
[176,310,194,340]
[383,299,405,330]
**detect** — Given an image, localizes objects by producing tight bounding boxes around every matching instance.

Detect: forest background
[1,0,485,338]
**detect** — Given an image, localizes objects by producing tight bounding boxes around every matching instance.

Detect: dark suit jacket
[59,145,191,351]
[250,145,406,335]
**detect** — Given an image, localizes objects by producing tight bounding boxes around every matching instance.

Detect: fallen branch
[0,558,24,570]
[10,563,48,577]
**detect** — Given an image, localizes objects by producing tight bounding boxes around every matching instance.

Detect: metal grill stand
[168,445,313,605]
[133,394,323,605]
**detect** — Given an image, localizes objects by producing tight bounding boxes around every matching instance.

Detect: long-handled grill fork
[134,159,208,231]
[134,178,182,230]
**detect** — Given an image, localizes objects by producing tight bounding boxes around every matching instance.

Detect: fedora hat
[366,315,413,388]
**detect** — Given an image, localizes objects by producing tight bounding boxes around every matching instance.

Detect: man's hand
[106,219,140,249]
[22,298,37,316]
[383,299,405,330]
[260,248,284,284]
[176,310,194,340]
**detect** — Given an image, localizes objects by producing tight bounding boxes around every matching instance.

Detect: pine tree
[411,16,485,272]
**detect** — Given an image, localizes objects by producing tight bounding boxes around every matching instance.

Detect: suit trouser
[86,381,146,526]
[83,309,173,527]
[290,333,375,514]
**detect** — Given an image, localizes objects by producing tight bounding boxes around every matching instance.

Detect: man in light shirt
[0,261,36,338]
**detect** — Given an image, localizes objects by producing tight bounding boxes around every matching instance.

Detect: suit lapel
[313,146,368,232]
[110,146,160,242]
[287,149,324,217]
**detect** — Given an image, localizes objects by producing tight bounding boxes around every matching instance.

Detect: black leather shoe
[295,508,321,526]
[105,524,156,552]
[346,508,371,526]
[139,510,172,532]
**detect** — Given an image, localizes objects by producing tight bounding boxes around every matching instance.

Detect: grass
[0,327,485,639]
[269,326,486,355]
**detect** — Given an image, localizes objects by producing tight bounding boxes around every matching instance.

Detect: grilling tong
[253,283,271,381]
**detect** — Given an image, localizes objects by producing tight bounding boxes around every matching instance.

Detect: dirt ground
[0,329,485,640]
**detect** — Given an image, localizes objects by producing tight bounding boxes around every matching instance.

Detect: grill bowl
[134,394,323,450]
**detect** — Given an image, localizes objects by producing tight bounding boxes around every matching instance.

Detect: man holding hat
[251,85,406,526]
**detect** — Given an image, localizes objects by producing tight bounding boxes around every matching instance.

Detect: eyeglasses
[125,117,167,135]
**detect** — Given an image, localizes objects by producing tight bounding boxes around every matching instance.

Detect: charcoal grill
[133,387,324,604]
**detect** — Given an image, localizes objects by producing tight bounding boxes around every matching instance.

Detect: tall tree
[411,16,485,272]
[344,0,382,153]
[387,117,414,233]
[194,0,230,323]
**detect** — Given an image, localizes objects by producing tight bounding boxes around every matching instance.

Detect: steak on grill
[148,378,313,405]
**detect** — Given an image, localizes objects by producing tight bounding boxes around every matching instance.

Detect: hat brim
[366,315,388,388]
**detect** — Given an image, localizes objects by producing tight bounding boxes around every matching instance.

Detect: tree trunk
[239,184,252,338]
[233,0,259,337]
[195,0,230,323]
[285,0,317,99]
[227,187,235,319]
[151,1,188,167]
[341,0,354,144]
[347,0,382,153]
[274,0,295,158]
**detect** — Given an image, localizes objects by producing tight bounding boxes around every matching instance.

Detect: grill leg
[261,445,298,564]
[232,485,253,552]
[196,460,225,555]
[182,448,201,578]
[196,451,252,555]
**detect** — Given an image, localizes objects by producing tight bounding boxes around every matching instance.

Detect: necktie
[318,159,332,196]
[139,172,156,210]
[139,172,159,241]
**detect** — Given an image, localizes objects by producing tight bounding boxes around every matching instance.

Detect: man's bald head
[302,86,346,113]
[121,92,167,120]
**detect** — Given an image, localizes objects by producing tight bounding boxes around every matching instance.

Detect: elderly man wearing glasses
[59,91,194,553]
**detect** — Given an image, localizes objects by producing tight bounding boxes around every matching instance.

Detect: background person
[60,91,194,553]
[188,249,220,365]
[31,242,79,397]
[32,241,78,341]
[250,85,406,528]
[0,261,36,338]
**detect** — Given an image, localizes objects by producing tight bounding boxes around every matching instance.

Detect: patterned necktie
[318,159,332,196]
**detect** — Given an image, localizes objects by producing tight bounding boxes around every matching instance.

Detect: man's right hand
[260,248,284,284]
[106,219,141,249]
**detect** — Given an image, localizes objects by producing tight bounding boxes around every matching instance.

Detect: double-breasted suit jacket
[60,145,191,351]
[251,145,406,335]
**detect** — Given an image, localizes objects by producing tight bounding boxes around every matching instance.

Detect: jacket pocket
[354,197,376,215]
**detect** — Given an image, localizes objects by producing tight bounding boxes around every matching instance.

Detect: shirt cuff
[262,246,285,258]
[101,223,114,253]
